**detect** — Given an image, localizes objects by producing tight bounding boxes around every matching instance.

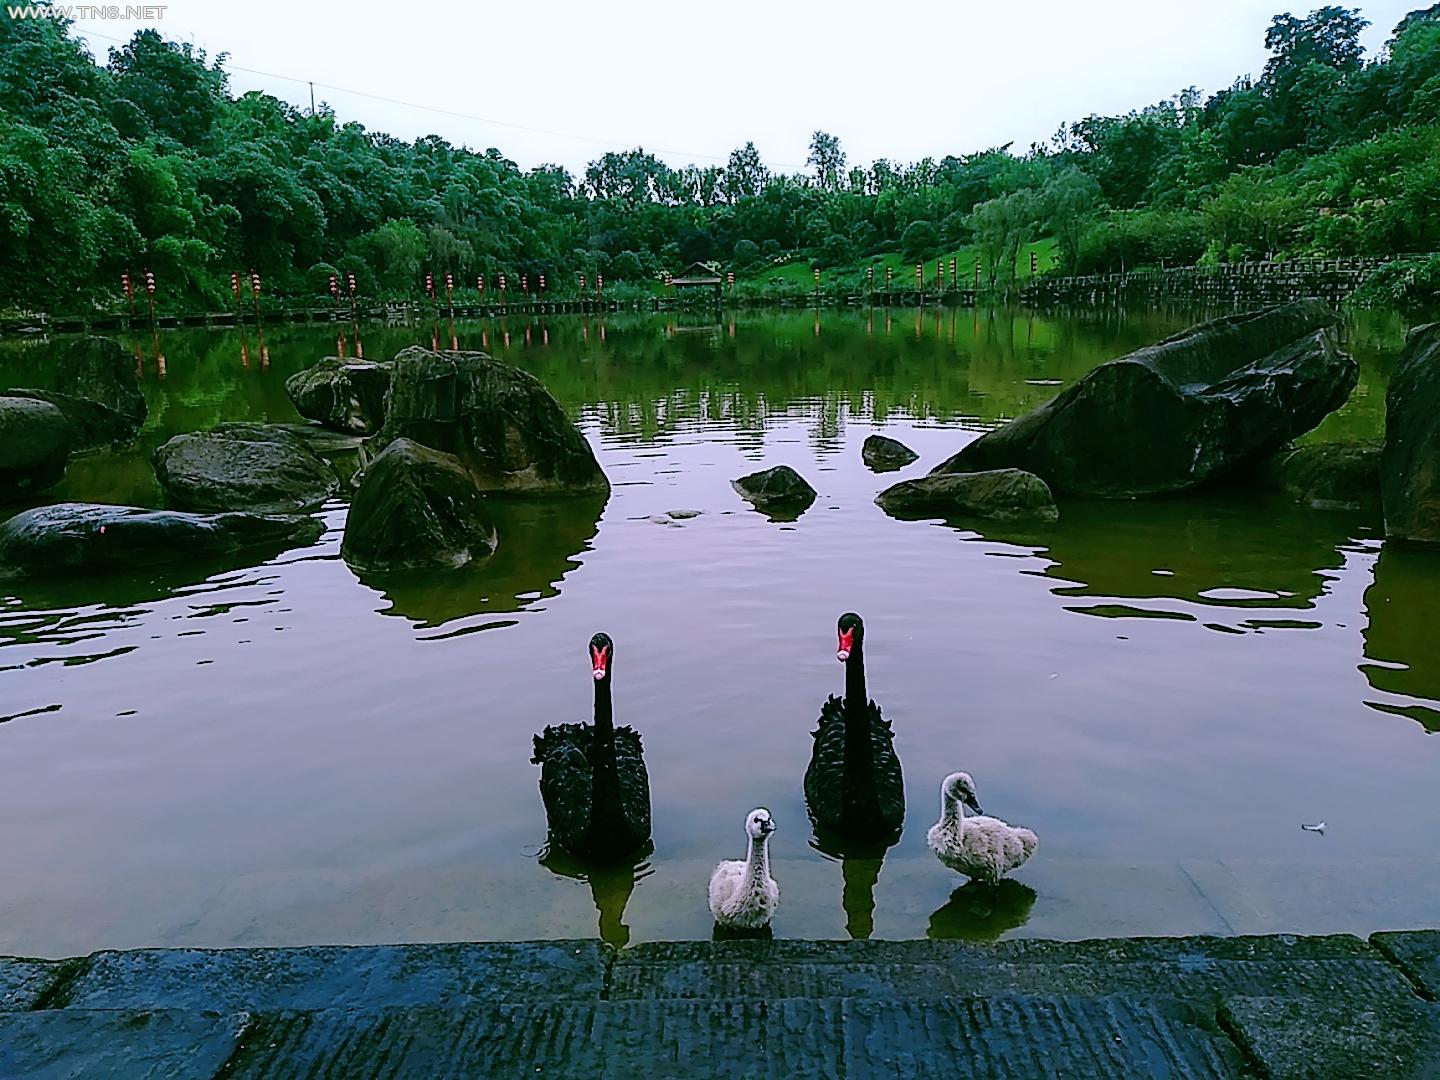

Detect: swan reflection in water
[927,879,1037,942]
[809,832,896,942]
[538,846,654,949]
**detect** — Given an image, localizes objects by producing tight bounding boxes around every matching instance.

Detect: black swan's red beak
[837,626,855,662]
[591,643,610,681]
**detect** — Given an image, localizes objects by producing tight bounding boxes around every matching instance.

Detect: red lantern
[121,271,133,298]
[250,270,261,296]
[230,272,241,300]
[579,273,586,291]
[521,273,528,294]
[498,273,506,291]
[145,270,156,295]
[539,274,546,293]
[329,274,339,299]
[596,274,603,294]
[425,273,434,298]
[477,274,485,294]
[347,273,356,299]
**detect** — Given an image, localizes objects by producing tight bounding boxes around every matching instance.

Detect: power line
[72,26,808,170]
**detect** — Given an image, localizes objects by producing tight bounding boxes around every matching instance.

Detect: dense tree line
[1,4,1437,312]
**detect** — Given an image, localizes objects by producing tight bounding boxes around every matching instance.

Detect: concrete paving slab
[0,1009,247,1080]
[1221,993,1440,1079]
[0,957,64,1010]
[225,1001,847,1080]
[222,994,1244,1079]
[1372,930,1440,999]
[610,934,1417,1004]
[842,995,1244,1078]
[60,941,605,1011]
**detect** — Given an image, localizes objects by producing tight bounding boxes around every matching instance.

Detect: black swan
[531,633,652,863]
[803,613,905,842]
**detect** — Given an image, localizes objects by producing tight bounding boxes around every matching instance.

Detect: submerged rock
[932,301,1356,498]
[6,389,139,453]
[876,469,1059,522]
[1257,442,1381,512]
[0,503,322,579]
[286,356,393,435]
[0,396,71,502]
[154,424,338,513]
[54,336,146,435]
[5,337,146,454]
[862,434,919,472]
[1382,323,1440,546]
[731,465,817,512]
[371,347,608,496]
[342,438,497,573]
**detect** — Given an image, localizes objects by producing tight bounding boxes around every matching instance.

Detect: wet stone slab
[0,957,64,1010]
[223,996,1241,1080]
[58,941,605,1011]
[608,935,1416,1005]
[0,1009,248,1080]
[1373,931,1440,999]
[1221,993,1440,1079]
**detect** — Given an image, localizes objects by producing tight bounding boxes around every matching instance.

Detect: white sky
[67,0,1415,175]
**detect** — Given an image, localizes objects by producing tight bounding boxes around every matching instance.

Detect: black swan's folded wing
[803,695,848,830]
[611,725,652,841]
[533,723,593,855]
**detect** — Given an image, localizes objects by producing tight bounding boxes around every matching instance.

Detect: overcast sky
[68,0,1415,175]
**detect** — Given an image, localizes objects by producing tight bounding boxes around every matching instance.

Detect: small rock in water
[731,465,817,512]
[667,509,702,519]
[876,469,1059,523]
[862,434,919,473]
[1300,821,1327,834]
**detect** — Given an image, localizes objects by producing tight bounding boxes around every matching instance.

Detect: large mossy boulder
[342,438,497,573]
[0,503,322,579]
[862,434,919,472]
[154,423,338,514]
[371,347,608,496]
[876,469,1059,522]
[1382,323,1440,546]
[285,356,393,435]
[1258,442,1381,512]
[932,301,1356,498]
[0,396,71,502]
[731,465,817,512]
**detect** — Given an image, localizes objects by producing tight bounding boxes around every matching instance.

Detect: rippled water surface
[1,307,1437,957]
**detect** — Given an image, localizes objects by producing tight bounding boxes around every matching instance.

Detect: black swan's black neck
[844,645,868,717]
[842,645,873,781]
[593,676,615,740]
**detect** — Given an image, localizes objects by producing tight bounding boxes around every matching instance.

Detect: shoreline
[3,930,1438,1075]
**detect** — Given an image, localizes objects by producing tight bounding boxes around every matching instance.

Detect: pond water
[1,306,1437,958]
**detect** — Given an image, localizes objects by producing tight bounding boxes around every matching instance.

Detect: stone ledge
[0,957,66,1011]
[56,941,606,1011]
[1372,931,1440,1000]
[0,1009,248,1079]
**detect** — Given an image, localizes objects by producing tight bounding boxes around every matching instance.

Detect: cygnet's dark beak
[761,819,776,836]
[966,796,985,817]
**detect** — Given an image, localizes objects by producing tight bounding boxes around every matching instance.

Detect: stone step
[0,996,1245,1080]
[608,934,1416,1005]
[0,1008,247,1080]
[47,941,606,1012]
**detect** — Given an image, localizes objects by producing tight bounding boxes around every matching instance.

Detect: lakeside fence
[1022,255,1426,308]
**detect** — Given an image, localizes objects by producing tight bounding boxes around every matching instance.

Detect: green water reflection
[0,306,1436,956]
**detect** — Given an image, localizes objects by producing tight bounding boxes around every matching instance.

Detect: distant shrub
[900,219,938,260]
[1351,254,1440,309]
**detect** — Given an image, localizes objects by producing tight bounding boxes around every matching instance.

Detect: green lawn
[741,237,1060,293]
